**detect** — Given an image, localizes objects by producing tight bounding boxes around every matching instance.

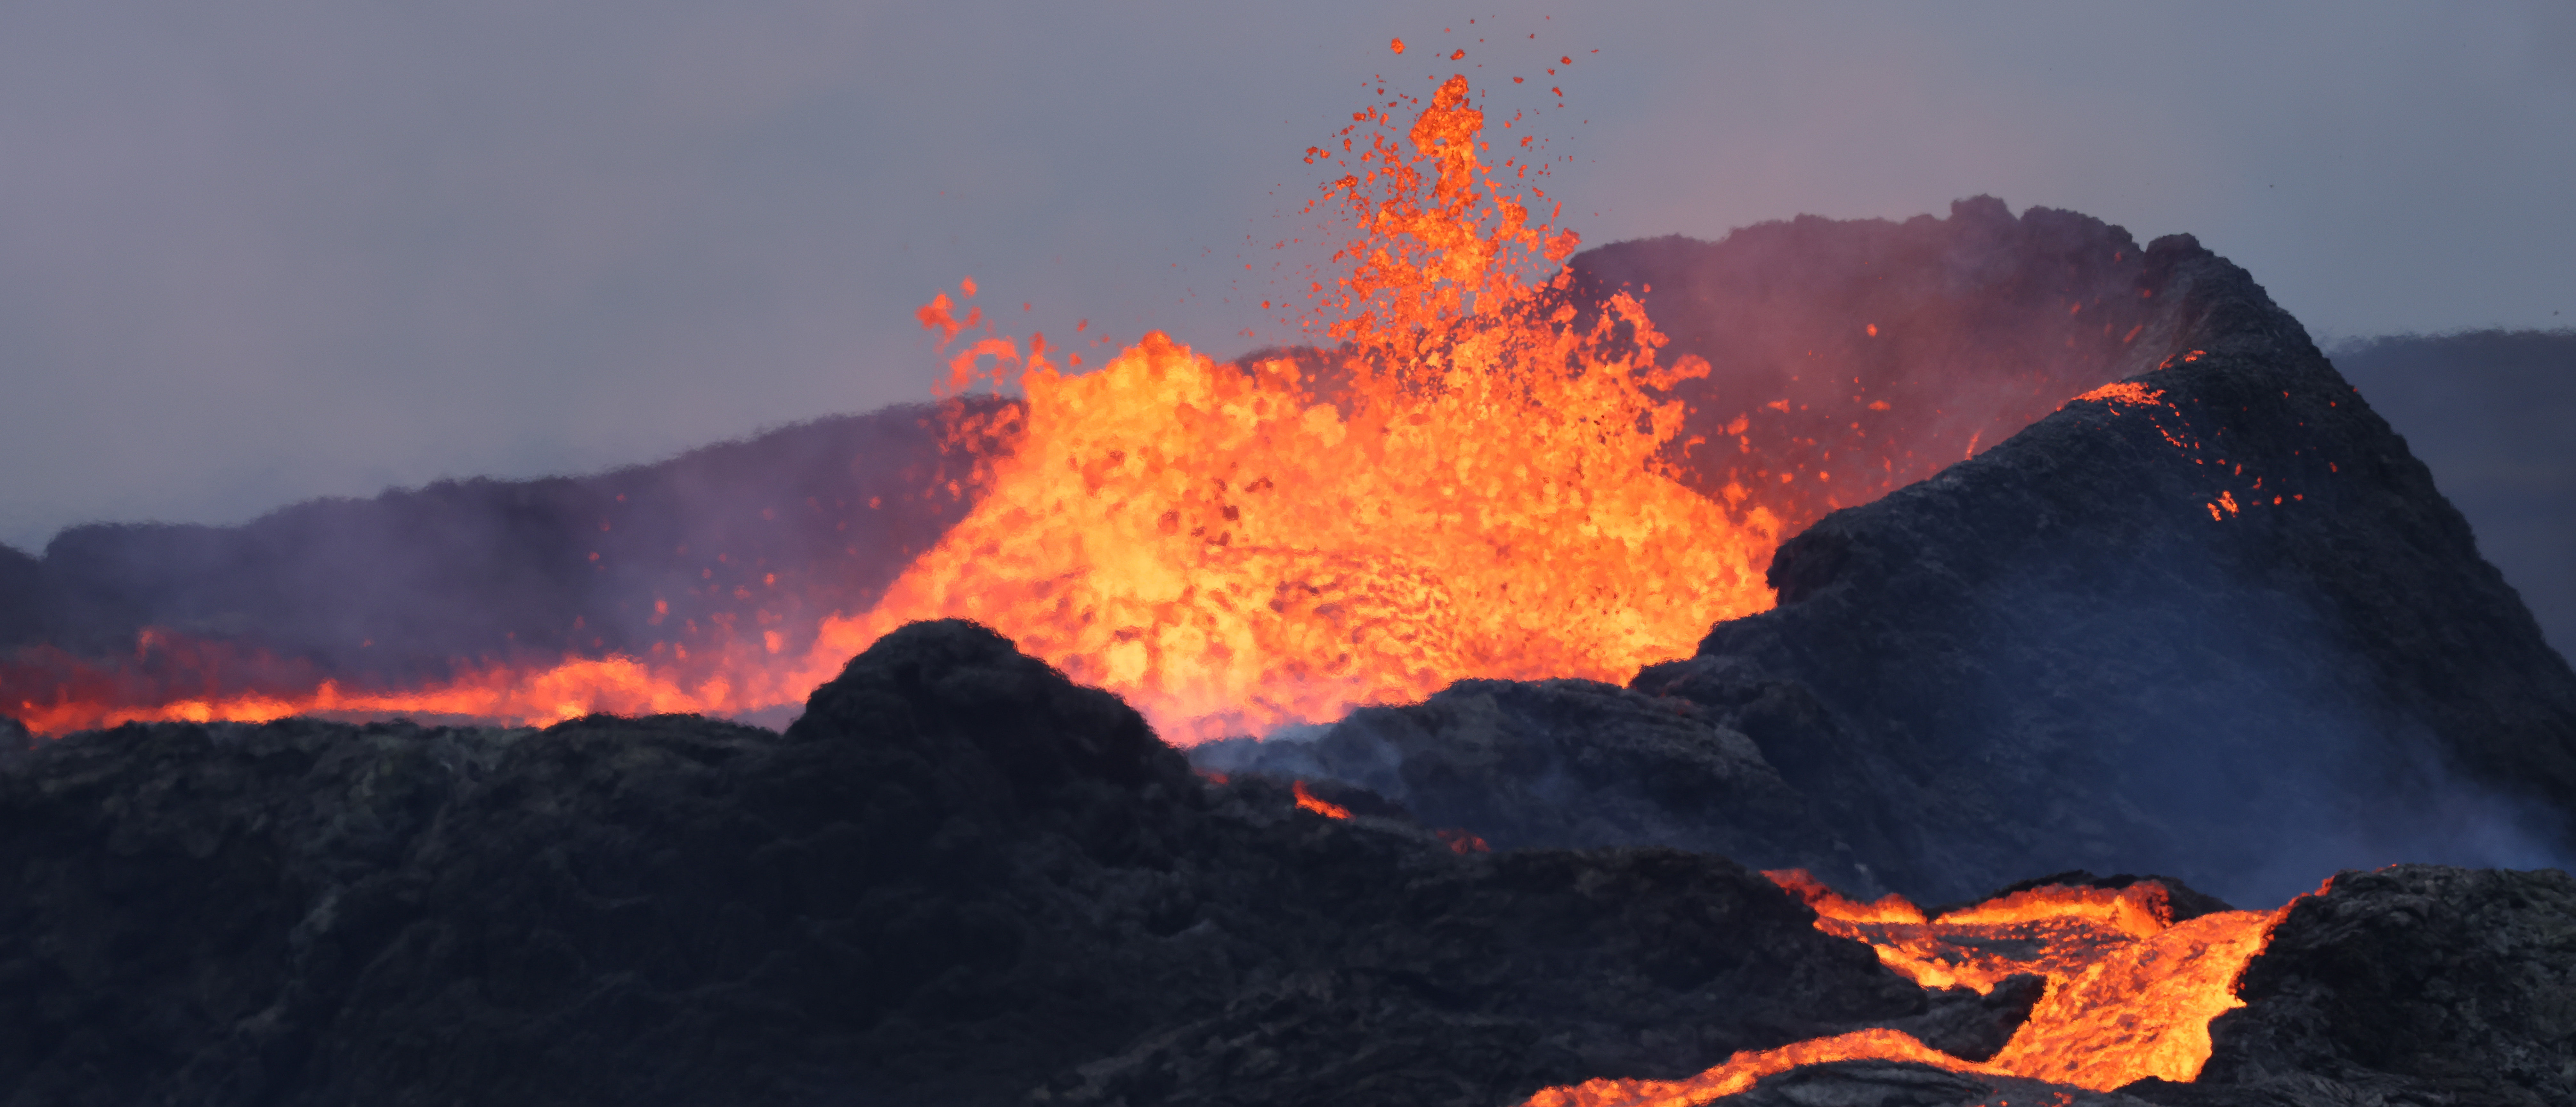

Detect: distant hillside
[2331,330,2576,658]
[0,399,1013,691]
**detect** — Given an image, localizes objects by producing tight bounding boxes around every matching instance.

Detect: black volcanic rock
[0,621,1927,1106]
[2171,864,2576,1107]
[1192,677,1866,886]
[1883,973,2048,1064]
[1643,232,2576,906]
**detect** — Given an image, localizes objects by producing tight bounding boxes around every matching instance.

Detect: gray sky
[5,2,2572,552]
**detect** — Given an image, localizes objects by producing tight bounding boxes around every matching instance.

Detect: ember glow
[1293,780,1353,819]
[1526,872,2296,1104]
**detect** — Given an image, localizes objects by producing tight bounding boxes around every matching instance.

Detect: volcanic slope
[0,398,1011,687]
[0,620,1930,1107]
[1205,226,2576,909]
[2331,328,2576,658]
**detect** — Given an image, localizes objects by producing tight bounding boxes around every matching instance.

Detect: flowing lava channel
[1527,872,2301,1105]
[12,57,1783,742]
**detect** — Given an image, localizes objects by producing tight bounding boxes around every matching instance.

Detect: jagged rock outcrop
[1644,232,2576,907]
[0,620,1926,1107]
[2143,864,2576,1107]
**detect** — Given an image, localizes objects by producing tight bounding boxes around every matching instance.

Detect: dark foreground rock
[1193,678,1866,887]
[2154,864,2576,1107]
[0,620,1925,1107]
[1209,208,2576,908]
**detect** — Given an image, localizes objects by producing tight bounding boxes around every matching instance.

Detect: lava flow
[1525,872,2296,1104]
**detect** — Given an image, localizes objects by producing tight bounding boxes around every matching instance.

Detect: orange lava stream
[1524,873,2296,1105]
[1292,780,1354,819]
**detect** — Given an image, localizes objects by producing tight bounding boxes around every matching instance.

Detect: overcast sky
[4,2,2571,552]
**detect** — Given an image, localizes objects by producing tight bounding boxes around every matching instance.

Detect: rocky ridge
[0,621,1925,1107]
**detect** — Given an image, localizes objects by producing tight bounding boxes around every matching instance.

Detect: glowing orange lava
[11,65,1786,742]
[1525,872,2298,1105]
[795,73,1775,741]
[1293,780,1353,819]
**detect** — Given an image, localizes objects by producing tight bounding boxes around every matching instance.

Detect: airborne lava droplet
[1390,36,1405,54]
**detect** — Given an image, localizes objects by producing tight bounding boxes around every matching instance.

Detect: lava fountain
[799,76,1778,741]
[12,66,1791,740]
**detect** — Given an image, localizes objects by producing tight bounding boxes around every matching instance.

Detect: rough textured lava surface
[2162,864,2576,1107]
[0,621,1932,1107]
[4,629,2568,1105]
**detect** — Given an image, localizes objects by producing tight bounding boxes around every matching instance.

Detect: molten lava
[8,55,2127,744]
[785,74,1776,741]
[1525,872,2297,1104]
[1292,780,1353,819]
[9,66,1782,742]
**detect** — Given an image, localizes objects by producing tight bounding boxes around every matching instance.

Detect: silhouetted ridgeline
[2331,329,2576,658]
[0,399,1013,684]
[1566,197,2156,534]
